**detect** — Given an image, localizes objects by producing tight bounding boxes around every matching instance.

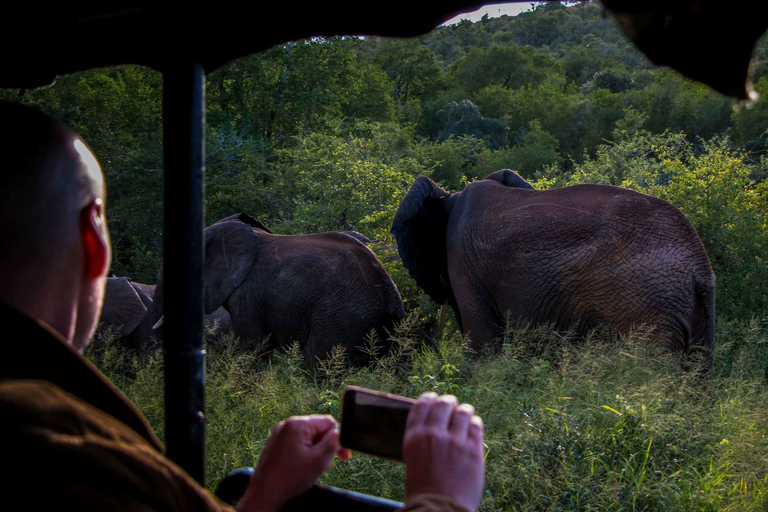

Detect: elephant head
[391,170,533,322]
[153,213,264,324]
[202,214,264,314]
[100,277,153,338]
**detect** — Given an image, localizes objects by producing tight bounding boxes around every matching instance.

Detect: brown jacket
[0,303,233,511]
[0,304,467,512]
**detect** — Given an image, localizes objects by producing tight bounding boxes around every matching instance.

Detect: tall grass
[87,318,768,511]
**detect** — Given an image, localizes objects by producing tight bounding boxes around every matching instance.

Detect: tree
[580,69,635,94]
[18,66,165,282]
[207,37,370,142]
[449,46,561,96]
[343,64,396,122]
[509,120,561,175]
[274,121,425,239]
[371,38,443,104]
[435,100,508,148]
[731,76,768,153]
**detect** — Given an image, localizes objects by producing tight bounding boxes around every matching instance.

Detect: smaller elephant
[153,213,436,364]
[99,277,155,347]
[100,277,231,348]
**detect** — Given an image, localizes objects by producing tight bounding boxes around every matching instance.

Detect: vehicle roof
[2,1,767,98]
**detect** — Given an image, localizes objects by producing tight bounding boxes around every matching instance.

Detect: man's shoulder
[0,379,233,512]
[0,379,153,447]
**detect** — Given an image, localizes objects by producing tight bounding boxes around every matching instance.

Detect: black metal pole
[162,60,206,485]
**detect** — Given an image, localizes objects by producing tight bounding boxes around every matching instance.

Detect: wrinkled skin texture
[99,277,153,347]
[392,170,716,370]
[100,277,231,348]
[154,213,434,363]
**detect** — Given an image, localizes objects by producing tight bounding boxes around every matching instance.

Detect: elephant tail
[688,278,716,374]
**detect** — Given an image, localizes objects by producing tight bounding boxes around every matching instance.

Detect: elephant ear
[130,282,155,308]
[212,212,272,233]
[101,277,148,336]
[341,231,371,245]
[391,176,456,305]
[484,169,534,189]
[204,219,260,314]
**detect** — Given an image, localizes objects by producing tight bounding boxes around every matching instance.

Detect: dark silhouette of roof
[2,2,767,98]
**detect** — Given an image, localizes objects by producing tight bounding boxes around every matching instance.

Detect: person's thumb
[313,424,341,464]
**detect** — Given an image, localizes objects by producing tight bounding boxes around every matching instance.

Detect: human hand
[402,393,485,512]
[236,415,351,512]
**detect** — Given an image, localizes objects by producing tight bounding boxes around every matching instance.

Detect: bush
[88,317,768,509]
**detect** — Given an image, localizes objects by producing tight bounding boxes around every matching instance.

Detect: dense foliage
[2,0,766,321]
[88,318,768,510]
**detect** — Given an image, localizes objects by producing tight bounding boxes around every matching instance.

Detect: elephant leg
[303,317,370,364]
[457,292,504,355]
[226,301,269,350]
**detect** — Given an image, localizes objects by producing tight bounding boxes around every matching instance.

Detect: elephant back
[484,169,534,189]
[213,212,272,233]
[341,230,371,245]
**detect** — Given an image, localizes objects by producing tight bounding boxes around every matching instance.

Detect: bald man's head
[0,102,105,271]
[0,101,110,349]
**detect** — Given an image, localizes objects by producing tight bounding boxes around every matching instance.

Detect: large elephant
[100,277,231,347]
[153,213,435,363]
[392,170,716,368]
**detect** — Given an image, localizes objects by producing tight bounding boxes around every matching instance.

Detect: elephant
[99,277,156,347]
[341,231,371,245]
[391,169,716,369]
[100,277,231,348]
[152,213,436,364]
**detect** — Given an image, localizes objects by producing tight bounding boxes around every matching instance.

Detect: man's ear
[80,198,110,280]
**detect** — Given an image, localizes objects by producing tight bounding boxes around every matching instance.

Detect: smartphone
[340,386,414,462]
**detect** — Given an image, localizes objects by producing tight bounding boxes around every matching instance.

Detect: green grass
[87,318,768,511]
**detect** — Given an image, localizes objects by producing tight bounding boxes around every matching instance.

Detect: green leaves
[273,121,419,239]
[449,46,562,96]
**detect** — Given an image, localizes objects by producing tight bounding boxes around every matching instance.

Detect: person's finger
[298,415,337,443]
[425,395,458,429]
[467,415,484,446]
[314,422,342,463]
[406,392,438,429]
[448,403,475,437]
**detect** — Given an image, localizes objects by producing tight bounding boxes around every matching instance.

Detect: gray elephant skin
[153,212,436,363]
[100,278,231,347]
[392,169,716,369]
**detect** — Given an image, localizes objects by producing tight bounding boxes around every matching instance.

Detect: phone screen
[340,387,414,461]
